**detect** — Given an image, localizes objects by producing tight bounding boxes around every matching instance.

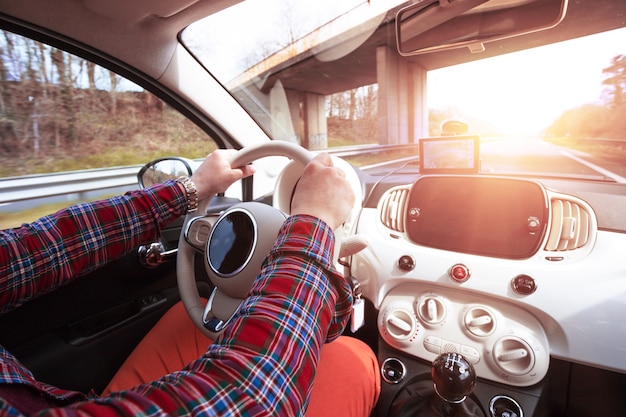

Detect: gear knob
[432,352,477,403]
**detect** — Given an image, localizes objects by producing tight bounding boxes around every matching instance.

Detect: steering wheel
[176,141,315,338]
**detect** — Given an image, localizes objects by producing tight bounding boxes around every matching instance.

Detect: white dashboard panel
[351,191,626,375]
[378,284,550,386]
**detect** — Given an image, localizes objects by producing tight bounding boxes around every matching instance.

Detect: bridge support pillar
[270,84,327,150]
[376,45,428,144]
[303,92,328,150]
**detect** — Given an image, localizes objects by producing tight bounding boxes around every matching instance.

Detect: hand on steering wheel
[177,141,362,337]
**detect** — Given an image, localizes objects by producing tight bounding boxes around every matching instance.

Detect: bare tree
[109,69,119,115]
[51,47,78,145]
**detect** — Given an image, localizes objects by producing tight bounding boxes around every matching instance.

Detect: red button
[450,264,470,282]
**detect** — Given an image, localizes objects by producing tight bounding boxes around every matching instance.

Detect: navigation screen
[419,135,479,174]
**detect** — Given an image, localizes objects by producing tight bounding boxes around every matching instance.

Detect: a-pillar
[376,45,428,145]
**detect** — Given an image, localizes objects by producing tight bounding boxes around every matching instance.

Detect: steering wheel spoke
[183,215,220,252]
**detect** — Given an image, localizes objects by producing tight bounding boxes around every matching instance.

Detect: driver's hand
[291,153,355,230]
[191,150,256,200]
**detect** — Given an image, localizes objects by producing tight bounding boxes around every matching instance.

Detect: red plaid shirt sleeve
[0,180,186,314]
[0,185,353,416]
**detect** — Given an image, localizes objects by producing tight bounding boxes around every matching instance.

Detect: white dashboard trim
[352,205,626,375]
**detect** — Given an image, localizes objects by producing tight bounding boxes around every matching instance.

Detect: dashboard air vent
[379,186,410,232]
[544,196,595,251]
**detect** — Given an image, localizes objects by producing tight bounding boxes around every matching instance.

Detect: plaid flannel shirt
[0,181,352,416]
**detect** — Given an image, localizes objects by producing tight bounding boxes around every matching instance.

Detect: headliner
[0,0,624,95]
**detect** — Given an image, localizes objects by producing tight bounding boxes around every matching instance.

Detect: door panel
[0,247,214,394]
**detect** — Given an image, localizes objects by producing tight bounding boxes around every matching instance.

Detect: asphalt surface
[480,138,626,183]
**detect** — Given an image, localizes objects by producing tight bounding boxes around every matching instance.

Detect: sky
[427,27,626,135]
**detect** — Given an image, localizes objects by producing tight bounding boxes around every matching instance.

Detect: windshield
[182,0,626,182]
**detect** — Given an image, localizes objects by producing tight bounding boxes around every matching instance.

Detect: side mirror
[137,157,196,188]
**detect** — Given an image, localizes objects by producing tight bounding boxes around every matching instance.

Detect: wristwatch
[177,176,198,213]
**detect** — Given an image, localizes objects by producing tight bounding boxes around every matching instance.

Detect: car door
[0,28,226,395]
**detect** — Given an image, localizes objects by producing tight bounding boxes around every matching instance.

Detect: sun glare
[427,28,626,136]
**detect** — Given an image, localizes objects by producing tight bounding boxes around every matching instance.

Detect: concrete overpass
[227,0,626,150]
[227,1,427,149]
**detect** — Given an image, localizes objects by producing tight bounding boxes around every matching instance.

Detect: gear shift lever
[430,352,483,417]
[432,352,477,403]
[388,352,484,417]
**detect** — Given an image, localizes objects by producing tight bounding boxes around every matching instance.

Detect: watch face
[207,209,256,277]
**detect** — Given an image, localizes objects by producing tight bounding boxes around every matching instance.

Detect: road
[362,137,626,183]
[479,137,626,182]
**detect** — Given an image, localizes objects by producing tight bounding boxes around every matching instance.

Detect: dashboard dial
[417,295,447,326]
[380,303,420,346]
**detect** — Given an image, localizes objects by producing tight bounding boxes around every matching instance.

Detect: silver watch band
[177,176,198,213]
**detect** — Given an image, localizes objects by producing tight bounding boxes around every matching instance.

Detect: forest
[0,32,216,177]
[546,54,626,139]
[1,30,625,178]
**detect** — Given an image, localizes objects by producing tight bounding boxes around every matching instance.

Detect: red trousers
[103,301,380,416]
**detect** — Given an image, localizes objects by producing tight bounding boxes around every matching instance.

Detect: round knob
[384,308,415,339]
[417,295,447,326]
[431,353,477,403]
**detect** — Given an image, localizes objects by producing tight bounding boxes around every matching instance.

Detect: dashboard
[349,172,626,388]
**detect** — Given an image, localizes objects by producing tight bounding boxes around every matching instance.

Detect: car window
[0,30,217,229]
[181,0,412,167]
[181,1,626,181]
[426,27,626,180]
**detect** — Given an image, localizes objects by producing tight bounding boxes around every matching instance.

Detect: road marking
[560,150,626,183]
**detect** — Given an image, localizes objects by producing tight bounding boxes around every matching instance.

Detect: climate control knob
[492,336,535,376]
[417,295,446,325]
[380,304,419,345]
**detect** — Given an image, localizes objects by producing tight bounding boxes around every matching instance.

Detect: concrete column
[303,92,328,150]
[269,85,327,150]
[376,46,428,144]
[408,61,429,143]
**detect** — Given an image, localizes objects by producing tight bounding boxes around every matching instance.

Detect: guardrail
[1,166,141,204]
[1,143,416,205]
[324,143,419,158]
[4,138,624,205]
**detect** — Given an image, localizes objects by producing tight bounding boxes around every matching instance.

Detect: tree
[50,47,78,145]
[546,105,608,138]
[602,54,626,108]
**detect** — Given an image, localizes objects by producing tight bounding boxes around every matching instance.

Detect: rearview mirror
[396,0,568,56]
[137,157,195,188]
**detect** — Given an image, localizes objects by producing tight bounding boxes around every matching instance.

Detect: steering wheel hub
[201,202,287,332]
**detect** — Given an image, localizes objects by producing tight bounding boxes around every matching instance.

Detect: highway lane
[361,136,626,182]
[479,137,626,183]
